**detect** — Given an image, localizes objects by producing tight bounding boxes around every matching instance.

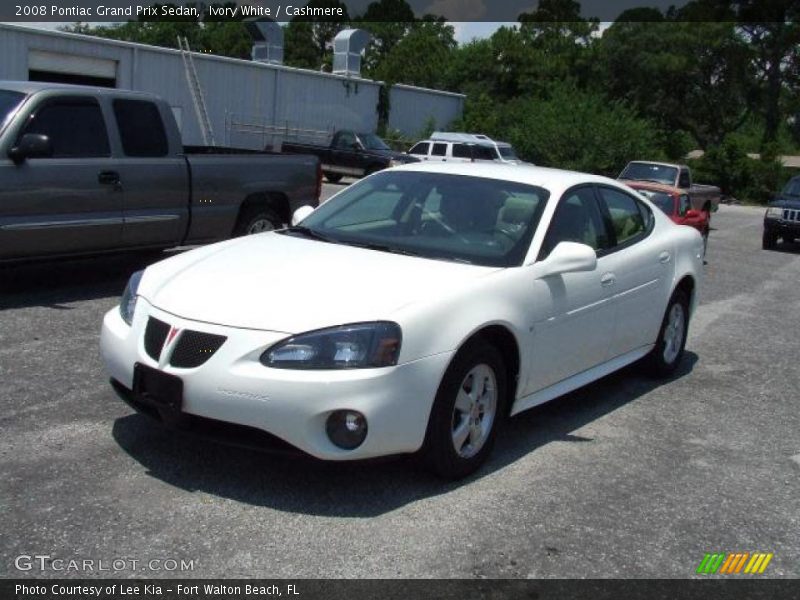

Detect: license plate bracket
[133,363,183,412]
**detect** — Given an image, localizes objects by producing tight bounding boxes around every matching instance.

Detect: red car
[626,181,710,253]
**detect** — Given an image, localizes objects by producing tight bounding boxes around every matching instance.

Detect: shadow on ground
[112,352,698,517]
[0,251,166,309]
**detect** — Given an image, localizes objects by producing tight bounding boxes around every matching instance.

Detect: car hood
[770,197,800,209]
[367,148,418,162]
[139,233,498,332]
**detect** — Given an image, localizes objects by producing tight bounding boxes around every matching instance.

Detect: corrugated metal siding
[0,24,463,149]
[388,84,465,137]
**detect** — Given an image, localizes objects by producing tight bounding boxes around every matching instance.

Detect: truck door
[330,131,364,177]
[0,95,121,260]
[111,99,188,248]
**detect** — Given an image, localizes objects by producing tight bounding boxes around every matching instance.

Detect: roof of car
[0,80,160,100]
[391,161,621,192]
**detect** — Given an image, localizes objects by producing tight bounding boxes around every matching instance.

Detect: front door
[0,95,121,260]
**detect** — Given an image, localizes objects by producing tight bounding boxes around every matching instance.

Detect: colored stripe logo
[696,552,773,574]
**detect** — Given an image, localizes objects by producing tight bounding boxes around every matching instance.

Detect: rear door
[112,98,188,247]
[595,185,672,356]
[0,95,120,259]
[429,142,448,162]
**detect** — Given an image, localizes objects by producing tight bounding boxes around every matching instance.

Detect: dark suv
[763,175,800,250]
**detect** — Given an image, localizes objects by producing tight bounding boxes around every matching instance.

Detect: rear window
[452,144,472,158]
[113,99,168,157]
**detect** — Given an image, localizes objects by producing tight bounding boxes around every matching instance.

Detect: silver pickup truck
[0,81,321,262]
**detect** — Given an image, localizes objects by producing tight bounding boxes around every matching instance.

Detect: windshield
[0,90,26,135]
[620,162,678,186]
[290,171,550,267]
[636,190,674,215]
[498,145,518,160]
[783,177,800,197]
[358,133,391,151]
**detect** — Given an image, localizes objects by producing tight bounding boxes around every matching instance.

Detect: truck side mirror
[8,134,53,163]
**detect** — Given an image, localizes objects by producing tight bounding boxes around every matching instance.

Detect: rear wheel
[762,230,778,250]
[233,206,283,236]
[422,341,507,480]
[324,172,343,183]
[644,290,689,378]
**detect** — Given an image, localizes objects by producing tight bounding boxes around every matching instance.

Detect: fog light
[326,410,368,450]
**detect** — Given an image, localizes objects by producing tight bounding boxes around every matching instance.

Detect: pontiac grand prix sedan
[100,163,704,479]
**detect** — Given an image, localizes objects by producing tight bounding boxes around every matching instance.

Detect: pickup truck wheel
[644,289,689,378]
[421,341,506,480]
[235,207,283,236]
[762,230,778,250]
[324,172,343,183]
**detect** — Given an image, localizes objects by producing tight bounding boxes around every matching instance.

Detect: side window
[334,132,356,149]
[323,181,404,228]
[678,169,691,188]
[678,194,691,216]
[113,99,168,157]
[431,143,447,157]
[21,97,109,158]
[598,186,650,246]
[473,145,496,161]
[452,144,471,159]
[409,142,430,156]
[539,186,610,260]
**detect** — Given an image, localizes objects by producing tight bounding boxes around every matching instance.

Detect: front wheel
[422,341,507,480]
[324,171,343,183]
[762,230,778,250]
[644,290,689,378]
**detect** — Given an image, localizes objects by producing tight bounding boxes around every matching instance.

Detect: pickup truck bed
[0,81,321,262]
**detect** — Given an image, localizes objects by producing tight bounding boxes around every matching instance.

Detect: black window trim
[594,184,655,254]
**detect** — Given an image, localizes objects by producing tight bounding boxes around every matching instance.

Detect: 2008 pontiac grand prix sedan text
[100,163,704,479]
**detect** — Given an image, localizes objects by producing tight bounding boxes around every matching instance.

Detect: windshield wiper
[343,240,422,257]
[281,226,338,243]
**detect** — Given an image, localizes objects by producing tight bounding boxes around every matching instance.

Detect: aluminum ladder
[177,36,216,146]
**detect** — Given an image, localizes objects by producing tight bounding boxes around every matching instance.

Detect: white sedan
[100,163,704,479]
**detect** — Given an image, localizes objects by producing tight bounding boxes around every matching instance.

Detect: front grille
[170,331,227,368]
[782,208,800,223]
[144,317,170,360]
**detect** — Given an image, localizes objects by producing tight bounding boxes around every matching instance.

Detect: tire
[421,340,507,480]
[762,230,778,250]
[644,289,690,378]
[324,172,343,183]
[233,206,283,236]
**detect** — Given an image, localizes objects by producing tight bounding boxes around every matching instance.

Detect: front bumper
[764,218,800,239]
[100,299,453,460]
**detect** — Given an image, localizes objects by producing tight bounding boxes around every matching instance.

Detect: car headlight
[119,270,144,326]
[765,206,784,219]
[261,322,402,370]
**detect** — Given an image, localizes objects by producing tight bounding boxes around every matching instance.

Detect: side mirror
[291,205,315,226]
[685,209,701,218]
[538,242,597,278]
[8,134,52,163]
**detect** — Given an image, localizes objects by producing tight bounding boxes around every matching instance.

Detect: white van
[407,139,498,164]
[428,132,526,165]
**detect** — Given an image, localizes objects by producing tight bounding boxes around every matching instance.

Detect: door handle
[600,273,616,287]
[98,170,121,186]
[659,251,671,264]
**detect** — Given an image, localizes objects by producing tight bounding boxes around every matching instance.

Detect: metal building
[0,23,465,149]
